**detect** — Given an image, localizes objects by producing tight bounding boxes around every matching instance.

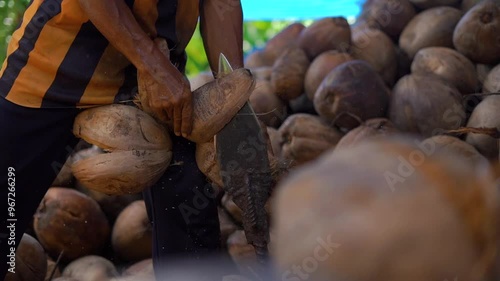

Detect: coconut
[297,17,351,60]
[273,138,499,281]
[279,114,343,166]
[244,50,272,68]
[249,66,272,81]
[72,104,172,195]
[335,118,399,150]
[4,234,47,281]
[112,200,152,262]
[466,96,500,159]
[483,64,500,93]
[477,64,494,89]
[138,67,256,143]
[399,7,463,59]
[424,135,489,166]
[410,0,461,9]
[358,0,416,39]
[389,74,466,137]
[34,188,110,262]
[411,47,478,94]
[462,0,483,12]
[271,46,310,101]
[263,22,305,63]
[314,60,391,130]
[189,71,213,91]
[62,255,119,281]
[249,80,287,128]
[304,51,354,100]
[123,258,154,277]
[453,0,500,64]
[351,26,398,86]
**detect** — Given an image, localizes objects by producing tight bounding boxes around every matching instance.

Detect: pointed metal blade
[218,53,233,78]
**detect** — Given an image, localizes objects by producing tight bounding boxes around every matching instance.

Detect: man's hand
[78,0,193,137]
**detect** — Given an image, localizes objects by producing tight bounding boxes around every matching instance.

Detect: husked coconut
[271,46,310,101]
[62,255,119,281]
[424,135,489,166]
[249,79,287,128]
[335,118,399,150]
[34,188,110,262]
[358,0,416,39]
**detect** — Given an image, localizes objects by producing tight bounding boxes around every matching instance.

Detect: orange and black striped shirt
[0,0,179,108]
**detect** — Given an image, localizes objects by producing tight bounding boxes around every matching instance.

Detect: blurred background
[0,0,363,77]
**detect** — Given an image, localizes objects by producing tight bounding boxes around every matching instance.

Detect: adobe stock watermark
[281,235,341,281]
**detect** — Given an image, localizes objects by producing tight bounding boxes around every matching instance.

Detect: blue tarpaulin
[241,0,364,21]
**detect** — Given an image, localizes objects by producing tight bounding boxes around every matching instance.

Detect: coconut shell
[273,138,499,281]
[425,135,489,166]
[271,46,310,101]
[314,60,390,129]
[244,50,272,68]
[189,71,214,91]
[466,96,500,159]
[351,26,398,86]
[483,64,500,93]
[305,51,354,100]
[34,188,110,262]
[72,149,171,195]
[410,0,461,9]
[62,255,119,281]
[358,0,416,39]
[263,22,305,62]
[4,234,47,281]
[399,7,463,59]
[389,74,466,137]
[335,118,398,150]
[112,200,152,262]
[279,114,343,166]
[411,47,478,94]
[453,0,500,64]
[249,80,287,128]
[297,17,351,60]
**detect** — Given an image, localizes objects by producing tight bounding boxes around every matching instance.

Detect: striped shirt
[0,0,180,108]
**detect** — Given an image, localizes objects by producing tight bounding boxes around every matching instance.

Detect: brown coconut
[351,26,398,86]
[249,80,287,128]
[34,188,110,262]
[335,118,398,150]
[358,0,416,39]
[249,66,272,81]
[263,22,305,62]
[399,7,463,59]
[389,74,466,137]
[139,67,256,143]
[297,17,352,59]
[273,138,499,281]
[483,64,500,93]
[62,255,119,281]
[271,46,310,100]
[424,135,489,166]
[279,114,343,166]
[4,234,47,281]
[466,96,500,159]
[453,0,500,64]
[410,0,461,9]
[112,200,152,262]
[411,47,478,94]
[72,104,172,195]
[244,50,272,68]
[314,60,391,129]
[304,51,354,100]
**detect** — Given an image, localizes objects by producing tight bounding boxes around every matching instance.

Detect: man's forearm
[200,0,244,72]
[78,0,184,88]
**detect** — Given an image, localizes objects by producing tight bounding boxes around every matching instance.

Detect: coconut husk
[34,188,110,262]
[112,200,152,262]
[273,137,499,281]
[399,6,463,59]
[62,255,119,281]
[189,71,214,91]
[411,47,478,94]
[4,234,47,281]
[249,80,287,128]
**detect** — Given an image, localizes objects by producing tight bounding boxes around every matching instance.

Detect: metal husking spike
[217,53,234,78]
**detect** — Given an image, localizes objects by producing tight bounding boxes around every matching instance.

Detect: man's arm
[77,0,193,137]
[200,0,244,72]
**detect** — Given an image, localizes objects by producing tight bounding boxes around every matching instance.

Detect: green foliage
[0,2,307,76]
